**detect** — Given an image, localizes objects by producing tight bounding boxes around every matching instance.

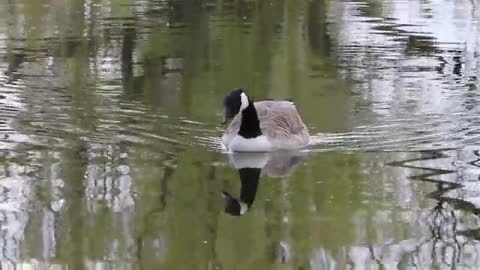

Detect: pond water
[0,0,479,269]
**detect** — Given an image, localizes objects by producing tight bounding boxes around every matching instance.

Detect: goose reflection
[223,151,305,216]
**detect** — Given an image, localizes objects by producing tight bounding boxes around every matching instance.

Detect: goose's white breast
[227,135,274,152]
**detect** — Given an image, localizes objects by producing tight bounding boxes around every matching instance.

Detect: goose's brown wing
[255,101,308,140]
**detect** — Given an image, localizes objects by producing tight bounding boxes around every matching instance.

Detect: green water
[0,0,480,269]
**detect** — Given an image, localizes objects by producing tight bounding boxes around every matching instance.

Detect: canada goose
[222,151,305,216]
[221,89,310,152]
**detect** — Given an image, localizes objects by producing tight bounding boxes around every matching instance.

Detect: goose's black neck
[238,100,262,138]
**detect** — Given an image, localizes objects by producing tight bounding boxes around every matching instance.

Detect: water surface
[0,0,479,269]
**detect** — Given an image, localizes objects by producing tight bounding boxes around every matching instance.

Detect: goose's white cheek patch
[240,92,249,111]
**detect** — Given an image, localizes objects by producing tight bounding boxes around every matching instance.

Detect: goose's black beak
[221,112,229,125]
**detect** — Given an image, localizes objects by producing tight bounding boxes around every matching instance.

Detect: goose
[221,89,310,152]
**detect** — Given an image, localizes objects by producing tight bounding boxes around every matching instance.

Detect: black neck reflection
[223,167,261,216]
[222,151,305,216]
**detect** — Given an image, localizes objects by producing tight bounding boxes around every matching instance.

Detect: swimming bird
[221,89,310,152]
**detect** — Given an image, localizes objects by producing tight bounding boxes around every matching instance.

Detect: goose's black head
[222,88,250,125]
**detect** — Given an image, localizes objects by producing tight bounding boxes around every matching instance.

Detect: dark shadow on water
[406,35,437,56]
[358,0,383,18]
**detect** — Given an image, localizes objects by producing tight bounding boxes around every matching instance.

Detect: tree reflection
[388,149,480,268]
[0,0,478,269]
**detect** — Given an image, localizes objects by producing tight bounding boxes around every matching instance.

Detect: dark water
[0,0,479,268]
